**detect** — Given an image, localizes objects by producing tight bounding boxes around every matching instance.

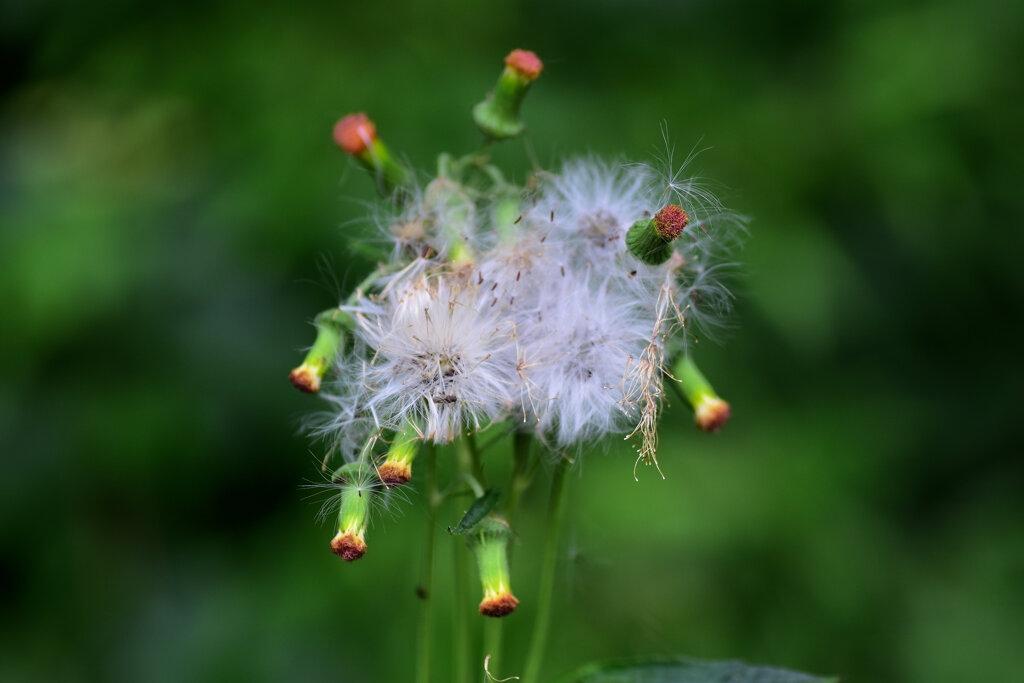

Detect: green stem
[450,437,476,683]
[505,432,533,531]
[522,457,570,683]
[416,444,439,683]
[452,513,472,683]
[482,619,502,683]
[466,433,486,486]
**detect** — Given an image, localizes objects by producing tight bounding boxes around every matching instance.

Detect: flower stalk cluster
[289,48,745,681]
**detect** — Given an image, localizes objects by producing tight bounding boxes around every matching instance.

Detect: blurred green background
[2,0,1023,681]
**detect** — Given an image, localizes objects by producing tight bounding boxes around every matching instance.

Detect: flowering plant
[289,49,831,683]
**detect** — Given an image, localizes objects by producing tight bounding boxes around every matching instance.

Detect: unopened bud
[473,49,543,141]
[333,113,376,155]
[290,308,354,394]
[378,420,421,487]
[505,49,544,80]
[672,355,732,433]
[331,476,373,561]
[332,112,411,195]
[467,517,519,617]
[626,205,689,265]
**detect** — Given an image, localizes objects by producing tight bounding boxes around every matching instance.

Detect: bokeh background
[2,0,1023,681]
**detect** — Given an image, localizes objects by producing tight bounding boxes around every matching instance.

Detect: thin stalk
[482,620,502,683]
[505,432,533,531]
[451,438,476,683]
[466,433,486,486]
[452,519,472,683]
[482,432,533,680]
[416,444,439,683]
[522,457,570,683]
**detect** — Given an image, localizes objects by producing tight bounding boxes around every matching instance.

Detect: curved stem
[522,457,570,682]
[416,444,439,683]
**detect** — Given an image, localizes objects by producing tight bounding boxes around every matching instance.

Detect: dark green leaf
[447,489,500,535]
[557,657,838,683]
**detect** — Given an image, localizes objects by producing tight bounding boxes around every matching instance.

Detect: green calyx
[385,419,421,466]
[673,355,715,407]
[331,469,374,561]
[339,482,371,535]
[626,218,674,265]
[473,67,535,141]
[467,516,513,596]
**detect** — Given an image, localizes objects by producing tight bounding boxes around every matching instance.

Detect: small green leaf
[557,656,838,683]
[447,489,500,535]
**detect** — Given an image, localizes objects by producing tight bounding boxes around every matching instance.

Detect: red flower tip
[505,49,543,81]
[333,113,377,156]
[377,461,412,488]
[653,205,689,241]
[695,398,731,433]
[479,592,520,617]
[331,531,367,561]
[289,364,320,393]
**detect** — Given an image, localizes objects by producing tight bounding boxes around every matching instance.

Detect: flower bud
[378,420,421,487]
[331,476,373,561]
[467,517,519,617]
[332,112,411,195]
[625,205,689,265]
[472,49,543,141]
[672,355,731,433]
[290,308,354,393]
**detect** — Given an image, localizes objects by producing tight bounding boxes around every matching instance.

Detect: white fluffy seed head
[347,273,517,443]
[312,143,742,466]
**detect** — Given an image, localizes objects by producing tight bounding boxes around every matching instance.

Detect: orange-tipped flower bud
[626,204,688,264]
[505,49,543,81]
[290,309,353,394]
[331,474,373,562]
[473,48,544,140]
[290,363,322,393]
[467,517,518,618]
[672,355,732,433]
[333,113,377,156]
[331,113,410,196]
